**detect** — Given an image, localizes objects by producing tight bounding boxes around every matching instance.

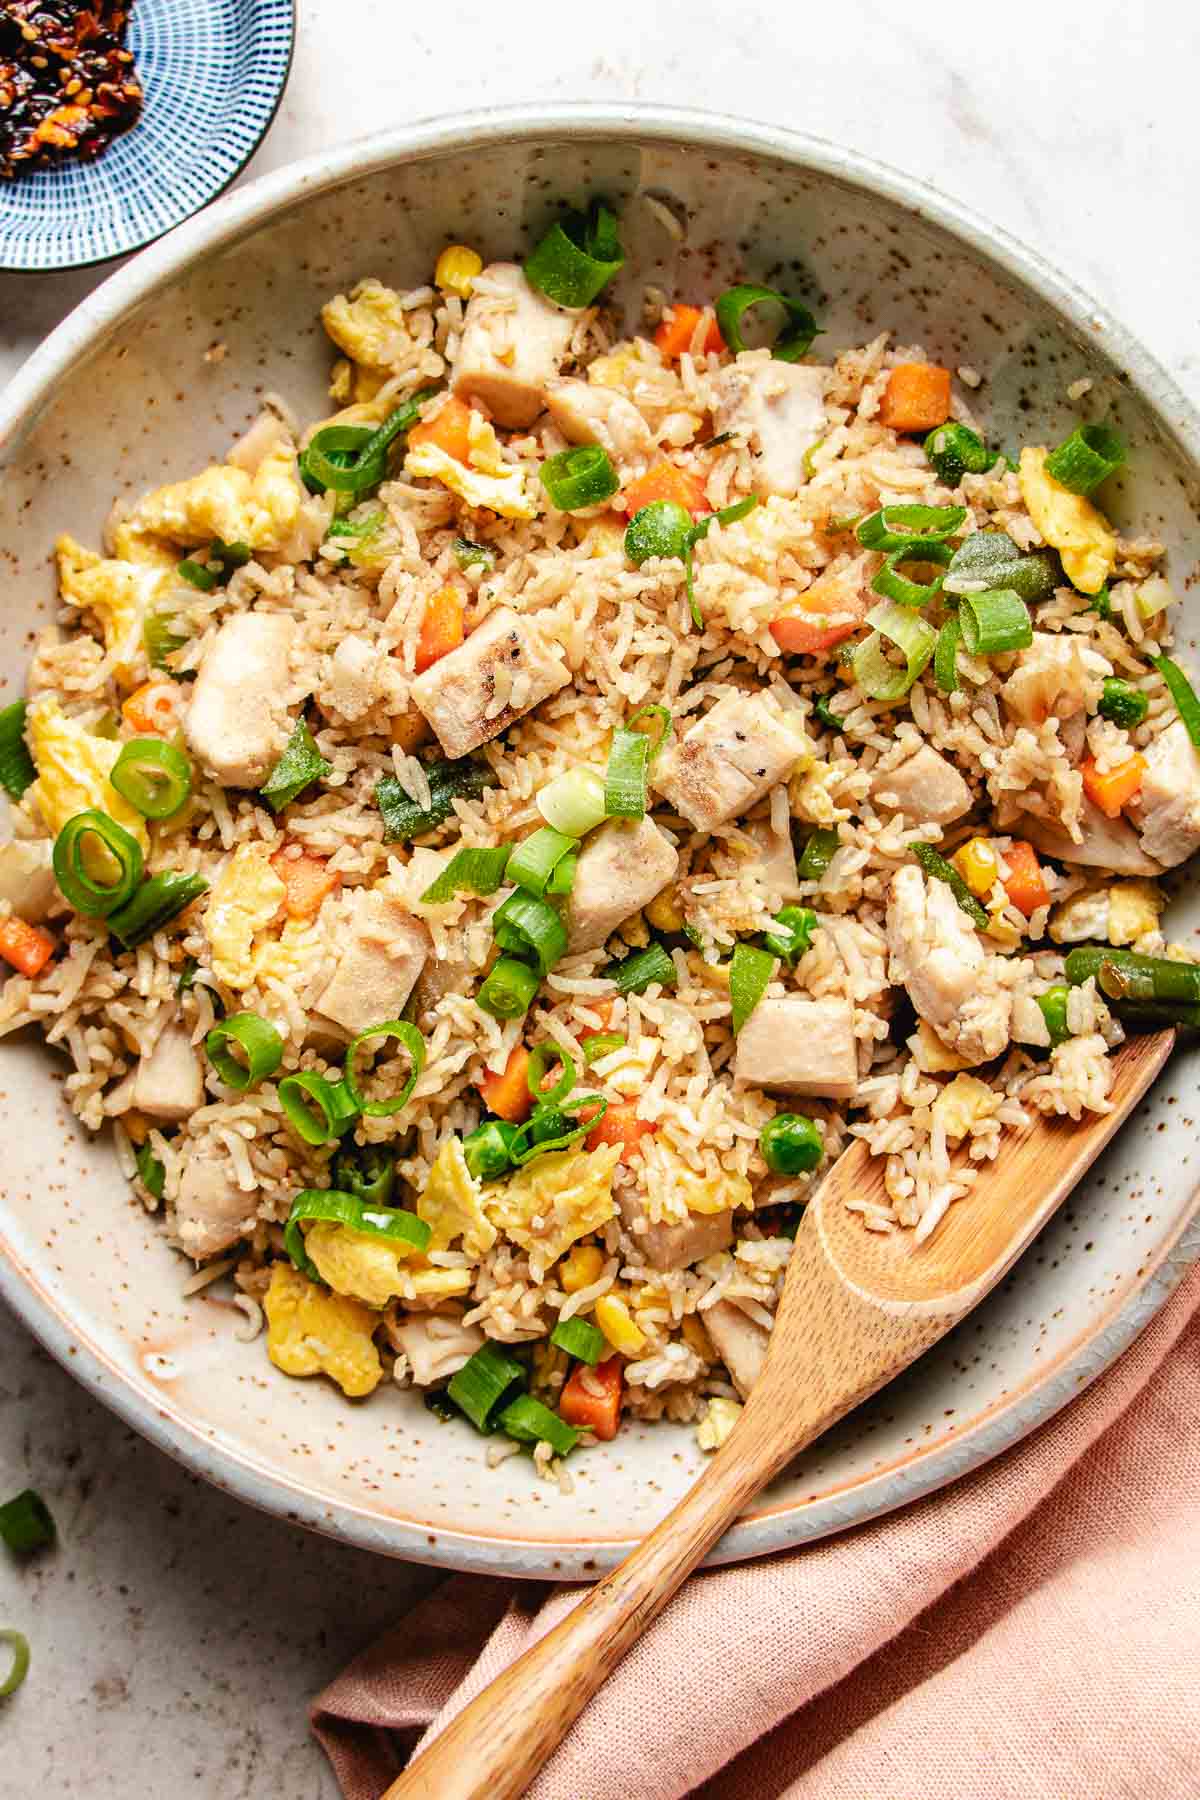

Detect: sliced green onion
[507,827,576,897]
[524,199,625,308]
[176,957,198,994]
[110,738,192,820]
[1036,984,1072,1049]
[420,844,511,905]
[462,1119,520,1181]
[683,495,760,629]
[943,530,1059,603]
[278,1072,360,1144]
[143,611,189,673]
[498,1392,579,1456]
[801,438,824,481]
[856,504,966,552]
[546,851,577,896]
[581,1031,626,1063]
[539,445,619,512]
[812,694,843,732]
[0,1630,30,1698]
[759,1112,823,1175]
[331,1144,394,1208]
[1090,585,1112,621]
[300,397,427,499]
[911,841,989,931]
[52,810,143,917]
[260,718,331,814]
[604,942,677,994]
[958,588,1032,656]
[109,871,209,948]
[134,1141,165,1200]
[205,1011,284,1092]
[448,1341,527,1431]
[509,1097,604,1164]
[624,500,692,568]
[1098,678,1149,730]
[1152,654,1200,748]
[714,283,820,361]
[343,1019,425,1118]
[797,828,840,881]
[852,600,937,703]
[491,890,567,975]
[0,701,35,800]
[1044,423,1126,496]
[730,942,775,1033]
[761,906,816,965]
[537,767,607,837]
[284,1187,431,1282]
[0,1489,55,1554]
[550,1316,606,1363]
[924,423,994,486]
[376,758,494,842]
[477,956,540,1019]
[871,540,953,608]
[526,1043,577,1108]
[177,557,217,592]
[326,512,384,543]
[453,537,496,572]
[934,616,962,694]
[604,704,673,820]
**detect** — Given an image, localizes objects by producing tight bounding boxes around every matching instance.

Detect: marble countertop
[2,3,1199,1793]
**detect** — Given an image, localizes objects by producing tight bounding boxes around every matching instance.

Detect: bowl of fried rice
[1,105,1198,1577]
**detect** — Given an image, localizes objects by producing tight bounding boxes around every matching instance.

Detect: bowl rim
[2,101,1199,1577]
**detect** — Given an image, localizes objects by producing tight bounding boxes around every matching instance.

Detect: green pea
[1036,984,1072,1049]
[331,1144,395,1207]
[624,500,692,567]
[462,1119,519,1181]
[759,1113,824,1176]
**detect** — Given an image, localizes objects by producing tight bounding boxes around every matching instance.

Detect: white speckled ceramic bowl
[2,106,1199,1579]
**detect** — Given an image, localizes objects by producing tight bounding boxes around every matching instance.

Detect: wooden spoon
[382,1027,1173,1800]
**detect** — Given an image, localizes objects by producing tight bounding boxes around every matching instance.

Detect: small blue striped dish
[0,0,295,273]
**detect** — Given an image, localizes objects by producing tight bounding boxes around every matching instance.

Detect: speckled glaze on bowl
[2,106,1199,1579]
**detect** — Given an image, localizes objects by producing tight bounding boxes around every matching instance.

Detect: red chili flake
[0,3,143,179]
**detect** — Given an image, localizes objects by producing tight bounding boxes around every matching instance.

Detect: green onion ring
[1152,654,1200,748]
[526,1043,577,1108]
[851,601,938,703]
[277,1072,360,1145]
[342,1019,425,1118]
[1044,423,1126,496]
[549,1315,607,1364]
[52,810,143,917]
[545,851,577,896]
[490,890,567,976]
[714,283,820,362]
[856,504,967,551]
[624,499,693,568]
[447,1341,526,1431]
[871,540,954,608]
[506,827,576,898]
[477,955,541,1019]
[205,1011,284,1092]
[958,588,1033,656]
[177,557,218,592]
[580,1030,627,1063]
[0,1629,30,1698]
[260,717,331,814]
[603,942,677,994]
[934,616,963,693]
[111,738,192,820]
[509,1094,606,1164]
[797,827,840,881]
[524,199,625,308]
[539,445,619,512]
[284,1187,431,1282]
[497,1392,579,1456]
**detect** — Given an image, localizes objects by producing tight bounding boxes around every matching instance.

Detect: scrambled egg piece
[932,1073,995,1142]
[25,696,149,851]
[305,1220,417,1309]
[407,1265,473,1298]
[908,1019,974,1074]
[417,1136,497,1257]
[1108,879,1163,946]
[697,1396,743,1452]
[56,535,172,682]
[405,433,535,521]
[643,1147,753,1220]
[1018,447,1116,596]
[328,358,389,406]
[484,1143,620,1275]
[126,443,303,553]
[263,1263,382,1397]
[321,279,411,370]
[253,916,322,988]
[110,522,180,568]
[594,1291,645,1355]
[205,844,286,989]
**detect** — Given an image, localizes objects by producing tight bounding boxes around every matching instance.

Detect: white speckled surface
[1,3,1198,1793]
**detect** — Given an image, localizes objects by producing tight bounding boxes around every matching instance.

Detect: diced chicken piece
[451,263,575,429]
[102,1070,137,1118]
[703,1300,770,1400]
[870,744,972,826]
[566,817,679,954]
[133,1021,204,1123]
[711,361,828,497]
[1134,720,1200,869]
[175,1154,254,1259]
[387,1313,484,1386]
[886,866,1011,1065]
[410,606,569,760]
[652,692,804,831]
[1001,631,1107,726]
[1015,800,1162,878]
[185,611,295,788]
[314,890,430,1036]
[743,819,801,901]
[321,634,381,723]
[0,838,58,922]
[542,377,654,464]
[618,1192,734,1271]
[734,996,858,1099]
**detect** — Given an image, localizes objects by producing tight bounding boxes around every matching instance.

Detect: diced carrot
[590,1000,614,1028]
[407,394,474,464]
[770,582,871,656]
[1081,752,1147,820]
[1001,840,1050,918]
[269,846,341,921]
[121,680,177,736]
[584,1100,655,1162]
[559,1356,623,1441]
[476,1044,533,1124]
[414,585,466,674]
[0,916,55,977]
[653,304,725,360]
[622,460,709,521]
[877,362,953,434]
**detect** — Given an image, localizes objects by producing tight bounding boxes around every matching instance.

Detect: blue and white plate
[0,0,295,273]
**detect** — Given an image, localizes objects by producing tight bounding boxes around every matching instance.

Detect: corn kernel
[696,1395,742,1451]
[951,836,999,900]
[122,1109,150,1146]
[645,886,684,934]
[595,1293,646,1356]
[435,245,483,299]
[389,709,430,753]
[559,1244,605,1293]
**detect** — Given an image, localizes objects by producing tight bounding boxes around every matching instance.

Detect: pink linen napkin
[312,1259,1200,1799]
